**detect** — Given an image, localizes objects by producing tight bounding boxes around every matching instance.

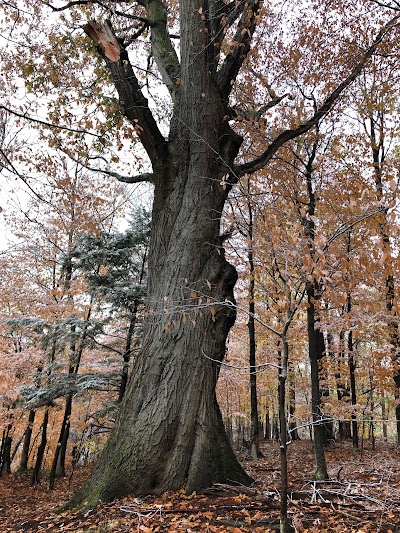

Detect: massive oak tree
[2,0,399,507]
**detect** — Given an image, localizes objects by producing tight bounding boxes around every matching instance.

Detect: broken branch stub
[83,20,121,63]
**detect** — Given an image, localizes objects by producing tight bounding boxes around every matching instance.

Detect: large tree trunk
[67,4,253,507]
[68,173,252,504]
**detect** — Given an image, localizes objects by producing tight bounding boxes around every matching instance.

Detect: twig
[119,503,280,515]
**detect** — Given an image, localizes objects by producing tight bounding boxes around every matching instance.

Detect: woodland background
[1,0,400,531]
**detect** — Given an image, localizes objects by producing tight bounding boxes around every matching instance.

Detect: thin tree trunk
[246,180,261,459]
[381,391,388,440]
[32,336,57,484]
[57,407,71,477]
[49,304,92,489]
[288,362,299,440]
[272,415,279,442]
[297,134,328,478]
[307,286,329,480]
[279,336,289,533]
[265,410,271,440]
[368,113,400,445]
[118,304,138,402]
[0,426,6,476]
[48,394,72,489]
[347,288,359,448]
[31,408,49,485]
[368,374,375,450]
[19,410,36,471]
[0,423,13,475]
[3,436,12,474]
[333,330,351,440]
[119,243,147,402]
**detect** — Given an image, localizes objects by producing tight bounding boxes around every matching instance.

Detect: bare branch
[42,0,97,11]
[0,147,53,205]
[42,0,149,22]
[0,104,103,137]
[368,0,400,10]
[202,349,282,371]
[207,0,246,65]
[69,152,155,183]
[325,206,387,249]
[93,168,154,184]
[229,94,289,121]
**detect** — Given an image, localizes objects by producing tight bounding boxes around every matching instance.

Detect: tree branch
[207,0,244,67]
[217,0,262,99]
[368,0,400,10]
[229,94,289,120]
[43,0,149,22]
[43,0,100,11]
[64,152,155,183]
[0,104,102,137]
[142,0,181,102]
[324,206,387,249]
[0,147,53,204]
[83,20,167,168]
[89,167,154,184]
[235,14,400,176]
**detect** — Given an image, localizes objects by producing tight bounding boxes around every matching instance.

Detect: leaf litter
[1,441,400,532]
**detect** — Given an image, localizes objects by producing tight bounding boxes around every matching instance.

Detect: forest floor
[1,440,400,532]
